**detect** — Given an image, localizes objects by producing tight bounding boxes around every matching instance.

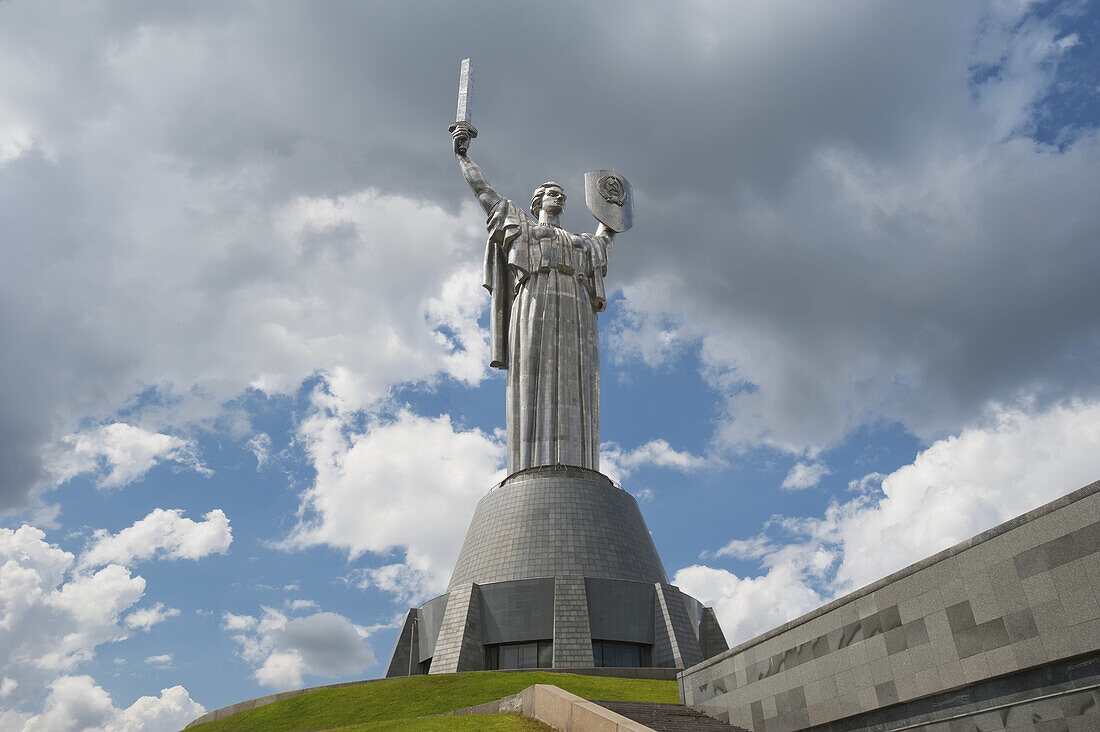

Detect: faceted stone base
[384,466,728,676]
[384,575,728,676]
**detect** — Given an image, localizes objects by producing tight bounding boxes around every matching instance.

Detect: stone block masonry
[554,575,595,667]
[679,479,1100,731]
[654,583,704,670]
[429,583,483,674]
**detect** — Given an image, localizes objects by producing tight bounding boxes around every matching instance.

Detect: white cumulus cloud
[43,423,207,490]
[601,439,711,484]
[124,603,180,632]
[286,599,318,612]
[79,508,232,570]
[782,461,830,490]
[16,675,202,732]
[0,523,203,727]
[222,612,257,632]
[285,399,505,603]
[248,433,273,469]
[825,401,1100,592]
[226,607,377,690]
[674,564,826,647]
[255,652,307,691]
[0,527,144,682]
[678,400,1100,645]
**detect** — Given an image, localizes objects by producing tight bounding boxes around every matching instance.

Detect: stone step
[592,700,746,731]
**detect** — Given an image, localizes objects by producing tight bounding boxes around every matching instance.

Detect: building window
[485,641,553,670]
[592,640,651,668]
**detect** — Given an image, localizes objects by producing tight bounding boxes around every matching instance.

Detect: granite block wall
[553,575,595,667]
[429,583,483,674]
[655,583,704,670]
[680,480,1100,732]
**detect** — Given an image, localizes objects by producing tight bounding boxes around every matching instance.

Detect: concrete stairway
[593,701,747,731]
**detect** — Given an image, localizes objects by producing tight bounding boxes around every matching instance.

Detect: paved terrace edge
[445,683,657,731]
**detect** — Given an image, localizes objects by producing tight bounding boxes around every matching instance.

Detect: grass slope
[326,713,553,731]
[187,671,678,732]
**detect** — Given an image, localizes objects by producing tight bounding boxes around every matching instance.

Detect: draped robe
[483,198,610,474]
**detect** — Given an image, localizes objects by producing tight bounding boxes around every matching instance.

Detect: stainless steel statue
[449,59,632,475]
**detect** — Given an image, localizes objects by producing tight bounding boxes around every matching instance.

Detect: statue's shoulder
[488,198,535,243]
[490,197,534,223]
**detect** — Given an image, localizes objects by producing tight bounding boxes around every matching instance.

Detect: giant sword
[448,58,477,155]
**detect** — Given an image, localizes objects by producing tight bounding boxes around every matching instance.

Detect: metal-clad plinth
[386,466,729,676]
[448,465,668,590]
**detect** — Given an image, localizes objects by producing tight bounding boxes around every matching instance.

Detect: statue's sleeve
[483,199,525,368]
[586,233,610,312]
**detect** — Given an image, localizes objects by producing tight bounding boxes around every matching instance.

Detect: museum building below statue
[384,465,728,676]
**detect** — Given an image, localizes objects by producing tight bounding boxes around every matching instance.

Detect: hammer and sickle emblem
[597,174,627,207]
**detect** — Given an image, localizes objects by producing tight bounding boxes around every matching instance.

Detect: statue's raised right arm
[451,121,501,216]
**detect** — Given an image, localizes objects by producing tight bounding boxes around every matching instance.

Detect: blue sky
[2,1,1100,730]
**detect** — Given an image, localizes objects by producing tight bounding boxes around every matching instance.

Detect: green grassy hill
[186,671,679,732]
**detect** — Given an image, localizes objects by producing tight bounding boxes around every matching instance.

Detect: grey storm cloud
[2,1,1099,507]
[274,612,376,676]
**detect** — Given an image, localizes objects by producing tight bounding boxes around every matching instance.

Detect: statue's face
[541,186,565,215]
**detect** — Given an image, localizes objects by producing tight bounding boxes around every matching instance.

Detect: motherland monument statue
[384,60,724,677]
[449,57,633,475]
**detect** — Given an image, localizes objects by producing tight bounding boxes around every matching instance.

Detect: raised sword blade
[456,58,472,123]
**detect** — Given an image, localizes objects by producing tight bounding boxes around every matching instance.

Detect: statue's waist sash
[508,263,598,306]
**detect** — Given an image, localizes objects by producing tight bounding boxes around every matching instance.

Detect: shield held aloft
[584,170,633,233]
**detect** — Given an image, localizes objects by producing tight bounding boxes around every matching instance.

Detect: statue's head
[531,182,566,217]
